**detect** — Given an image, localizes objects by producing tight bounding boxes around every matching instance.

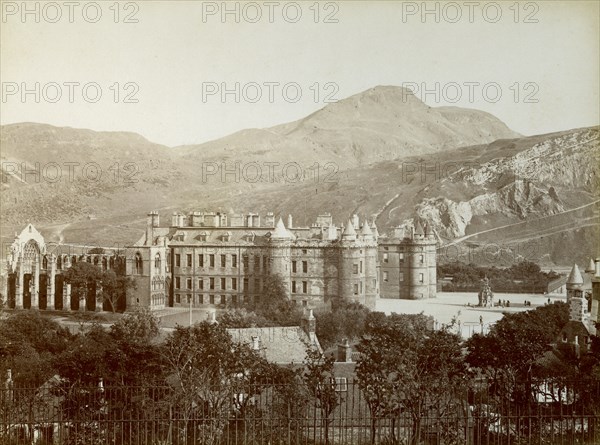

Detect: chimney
[288,214,293,229]
[301,309,316,342]
[596,258,600,277]
[337,338,352,363]
[352,214,359,229]
[146,211,159,245]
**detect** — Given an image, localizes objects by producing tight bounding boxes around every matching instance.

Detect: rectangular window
[254,278,261,292]
[243,278,249,290]
[399,273,404,282]
[399,253,404,261]
[263,256,268,271]
[353,283,359,295]
[175,254,181,267]
[232,254,237,268]
[210,277,215,290]
[383,271,388,282]
[232,278,237,290]
[302,249,307,254]
[302,281,308,293]
[176,294,181,303]
[185,254,191,267]
[419,254,424,264]
[198,254,204,267]
[232,295,238,305]
[199,294,204,304]
[186,293,192,303]
[353,264,359,274]
[186,278,192,289]
[360,281,363,293]
[220,295,226,305]
[209,254,215,267]
[292,261,297,273]
[335,377,348,392]
[254,255,260,271]
[220,277,226,290]
[302,261,308,273]
[199,279,204,290]
[221,254,226,268]
[360,261,363,273]
[175,277,181,289]
[419,273,424,283]
[383,253,389,263]
[243,255,249,269]
[210,294,214,304]
[292,281,297,294]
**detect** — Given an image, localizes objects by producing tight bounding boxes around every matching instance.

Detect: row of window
[381,252,426,264]
[175,276,264,292]
[175,293,250,305]
[174,293,317,308]
[174,253,272,271]
[382,272,424,283]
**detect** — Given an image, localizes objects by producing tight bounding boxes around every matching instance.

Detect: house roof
[271,218,293,239]
[567,264,584,285]
[343,219,356,237]
[227,326,316,365]
[414,221,425,236]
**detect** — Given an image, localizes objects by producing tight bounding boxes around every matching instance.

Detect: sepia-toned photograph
[0,1,599,444]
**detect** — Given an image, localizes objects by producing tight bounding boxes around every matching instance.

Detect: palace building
[2,211,438,312]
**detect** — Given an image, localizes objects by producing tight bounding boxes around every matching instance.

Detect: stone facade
[378,221,437,300]
[3,224,126,311]
[2,211,439,312]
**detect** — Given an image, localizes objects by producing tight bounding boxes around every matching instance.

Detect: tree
[63,261,135,312]
[302,345,341,445]
[465,302,570,442]
[217,307,272,328]
[247,274,302,326]
[0,311,74,387]
[466,302,569,381]
[100,269,136,312]
[63,261,103,310]
[356,312,468,445]
[315,300,370,350]
[161,322,276,445]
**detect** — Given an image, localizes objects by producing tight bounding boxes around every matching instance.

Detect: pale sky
[1,0,598,147]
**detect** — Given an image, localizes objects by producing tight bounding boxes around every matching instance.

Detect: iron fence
[1,379,599,445]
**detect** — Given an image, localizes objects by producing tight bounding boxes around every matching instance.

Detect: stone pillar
[15,268,24,309]
[32,254,40,308]
[47,255,56,310]
[64,283,71,311]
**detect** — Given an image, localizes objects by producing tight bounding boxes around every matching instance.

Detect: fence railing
[1,379,599,445]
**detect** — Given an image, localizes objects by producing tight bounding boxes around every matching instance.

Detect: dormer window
[198,232,208,242]
[222,231,232,242]
[244,232,255,242]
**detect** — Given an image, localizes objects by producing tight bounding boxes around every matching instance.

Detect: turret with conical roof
[567,264,584,301]
[414,221,425,239]
[586,258,596,273]
[360,222,373,240]
[271,218,292,240]
[568,264,584,285]
[342,219,357,241]
[370,220,379,238]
